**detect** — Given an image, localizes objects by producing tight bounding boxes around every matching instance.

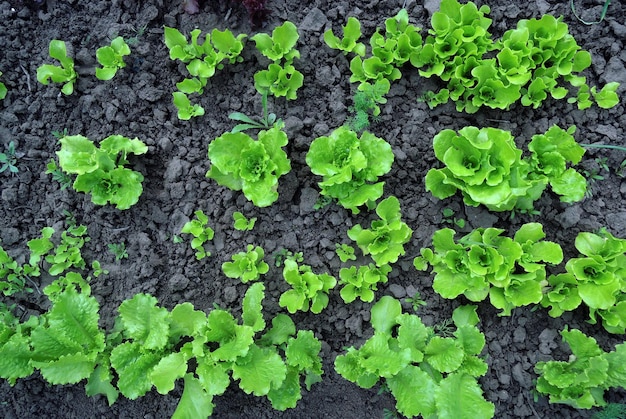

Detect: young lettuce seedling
[55,134,148,209]
[232,211,257,231]
[335,298,494,418]
[279,259,336,314]
[36,40,78,95]
[347,196,413,267]
[222,244,269,283]
[172,91,205,120]
[251,21,304,100]
[0,71,7,100]
[180,210,215,260]
[95,36,131,81]
[323,16,366,57]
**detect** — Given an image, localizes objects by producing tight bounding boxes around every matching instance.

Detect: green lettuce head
[207,125,291,207]
[425,126,541,211]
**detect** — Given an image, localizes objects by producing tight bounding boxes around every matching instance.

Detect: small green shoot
[172,92,205,120]
[405,291,427,312]
[441,208,465,228]
[592,402,626,419]
[228,92,282,133]
[125,24,147,47]
[107,243,128,261]
[273,248,303,267]
[0,141,19,174]
[0,71,7,100]
[45,159,72,190]
[95,36,131,81]
[313,195,333,210]
[36,40,77,95]
[181,210,215,260]
[232,211,257,231]
[335,243,356,262]
[222,244,269,283]
[51,128,69,139]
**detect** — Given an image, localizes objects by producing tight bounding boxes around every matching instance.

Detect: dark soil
[1,0,626,418]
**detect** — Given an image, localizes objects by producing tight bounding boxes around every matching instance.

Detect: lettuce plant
[222,244,269,283]
[36,40,77,95]
[0,224,104,296]
[347,196,413,267]
[172,91,205,120]
[348,10,422,85]
[180,210,214,260]
[411,0,619,112]
[425,125,586,212]
[335,297,494,418]
[338,263,391,303]
[95,36,131,81]
[323,17,366,57]
[233,211,256,231]
[541,228,626,333]
[55,134,148,209]
[535,328,626,409]
[306,126,394,214]
[414,223,563,315]
[164,26,246,118]
[335,243,356,263]
[1,280,323,417]
[207,125,291,207]
[279,259,336,314]
[0,273,106,393]
[0,71,7,100]
[252,21,303,100]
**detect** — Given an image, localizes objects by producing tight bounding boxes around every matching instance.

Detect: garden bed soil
[1,0,626,417]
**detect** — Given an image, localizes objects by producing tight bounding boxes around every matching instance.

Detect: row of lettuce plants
[2,1,625,417]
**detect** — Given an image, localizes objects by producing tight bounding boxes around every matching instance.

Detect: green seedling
[335,243,356,262]
[95,36,131,81]
[536,328,626,409]
[36,40,77,95]
[279,259,336,314]
[0,141,19,174]
[181,210,215,260]
[107,243,128,261]
[347,196,413,267]
[172,92,205,120]
[335,298,494,418]
[51,128,68,139]
[55,134,148,209]
[45,159,72,190]
[313,196,333,210]
[442,208,465,228]
[251,21,303,100]
[232,211,256,231]
[253,63,304,101]
[273,248,303,267]
[426,125,587,212]
[0,71,7,100]
[338,263,391,303]
[405,291,427,312]
[416,223,563,316]
[229,92,281,133]
[323,16,366,56]
[222,244,269,283]
[125,24,147,47]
